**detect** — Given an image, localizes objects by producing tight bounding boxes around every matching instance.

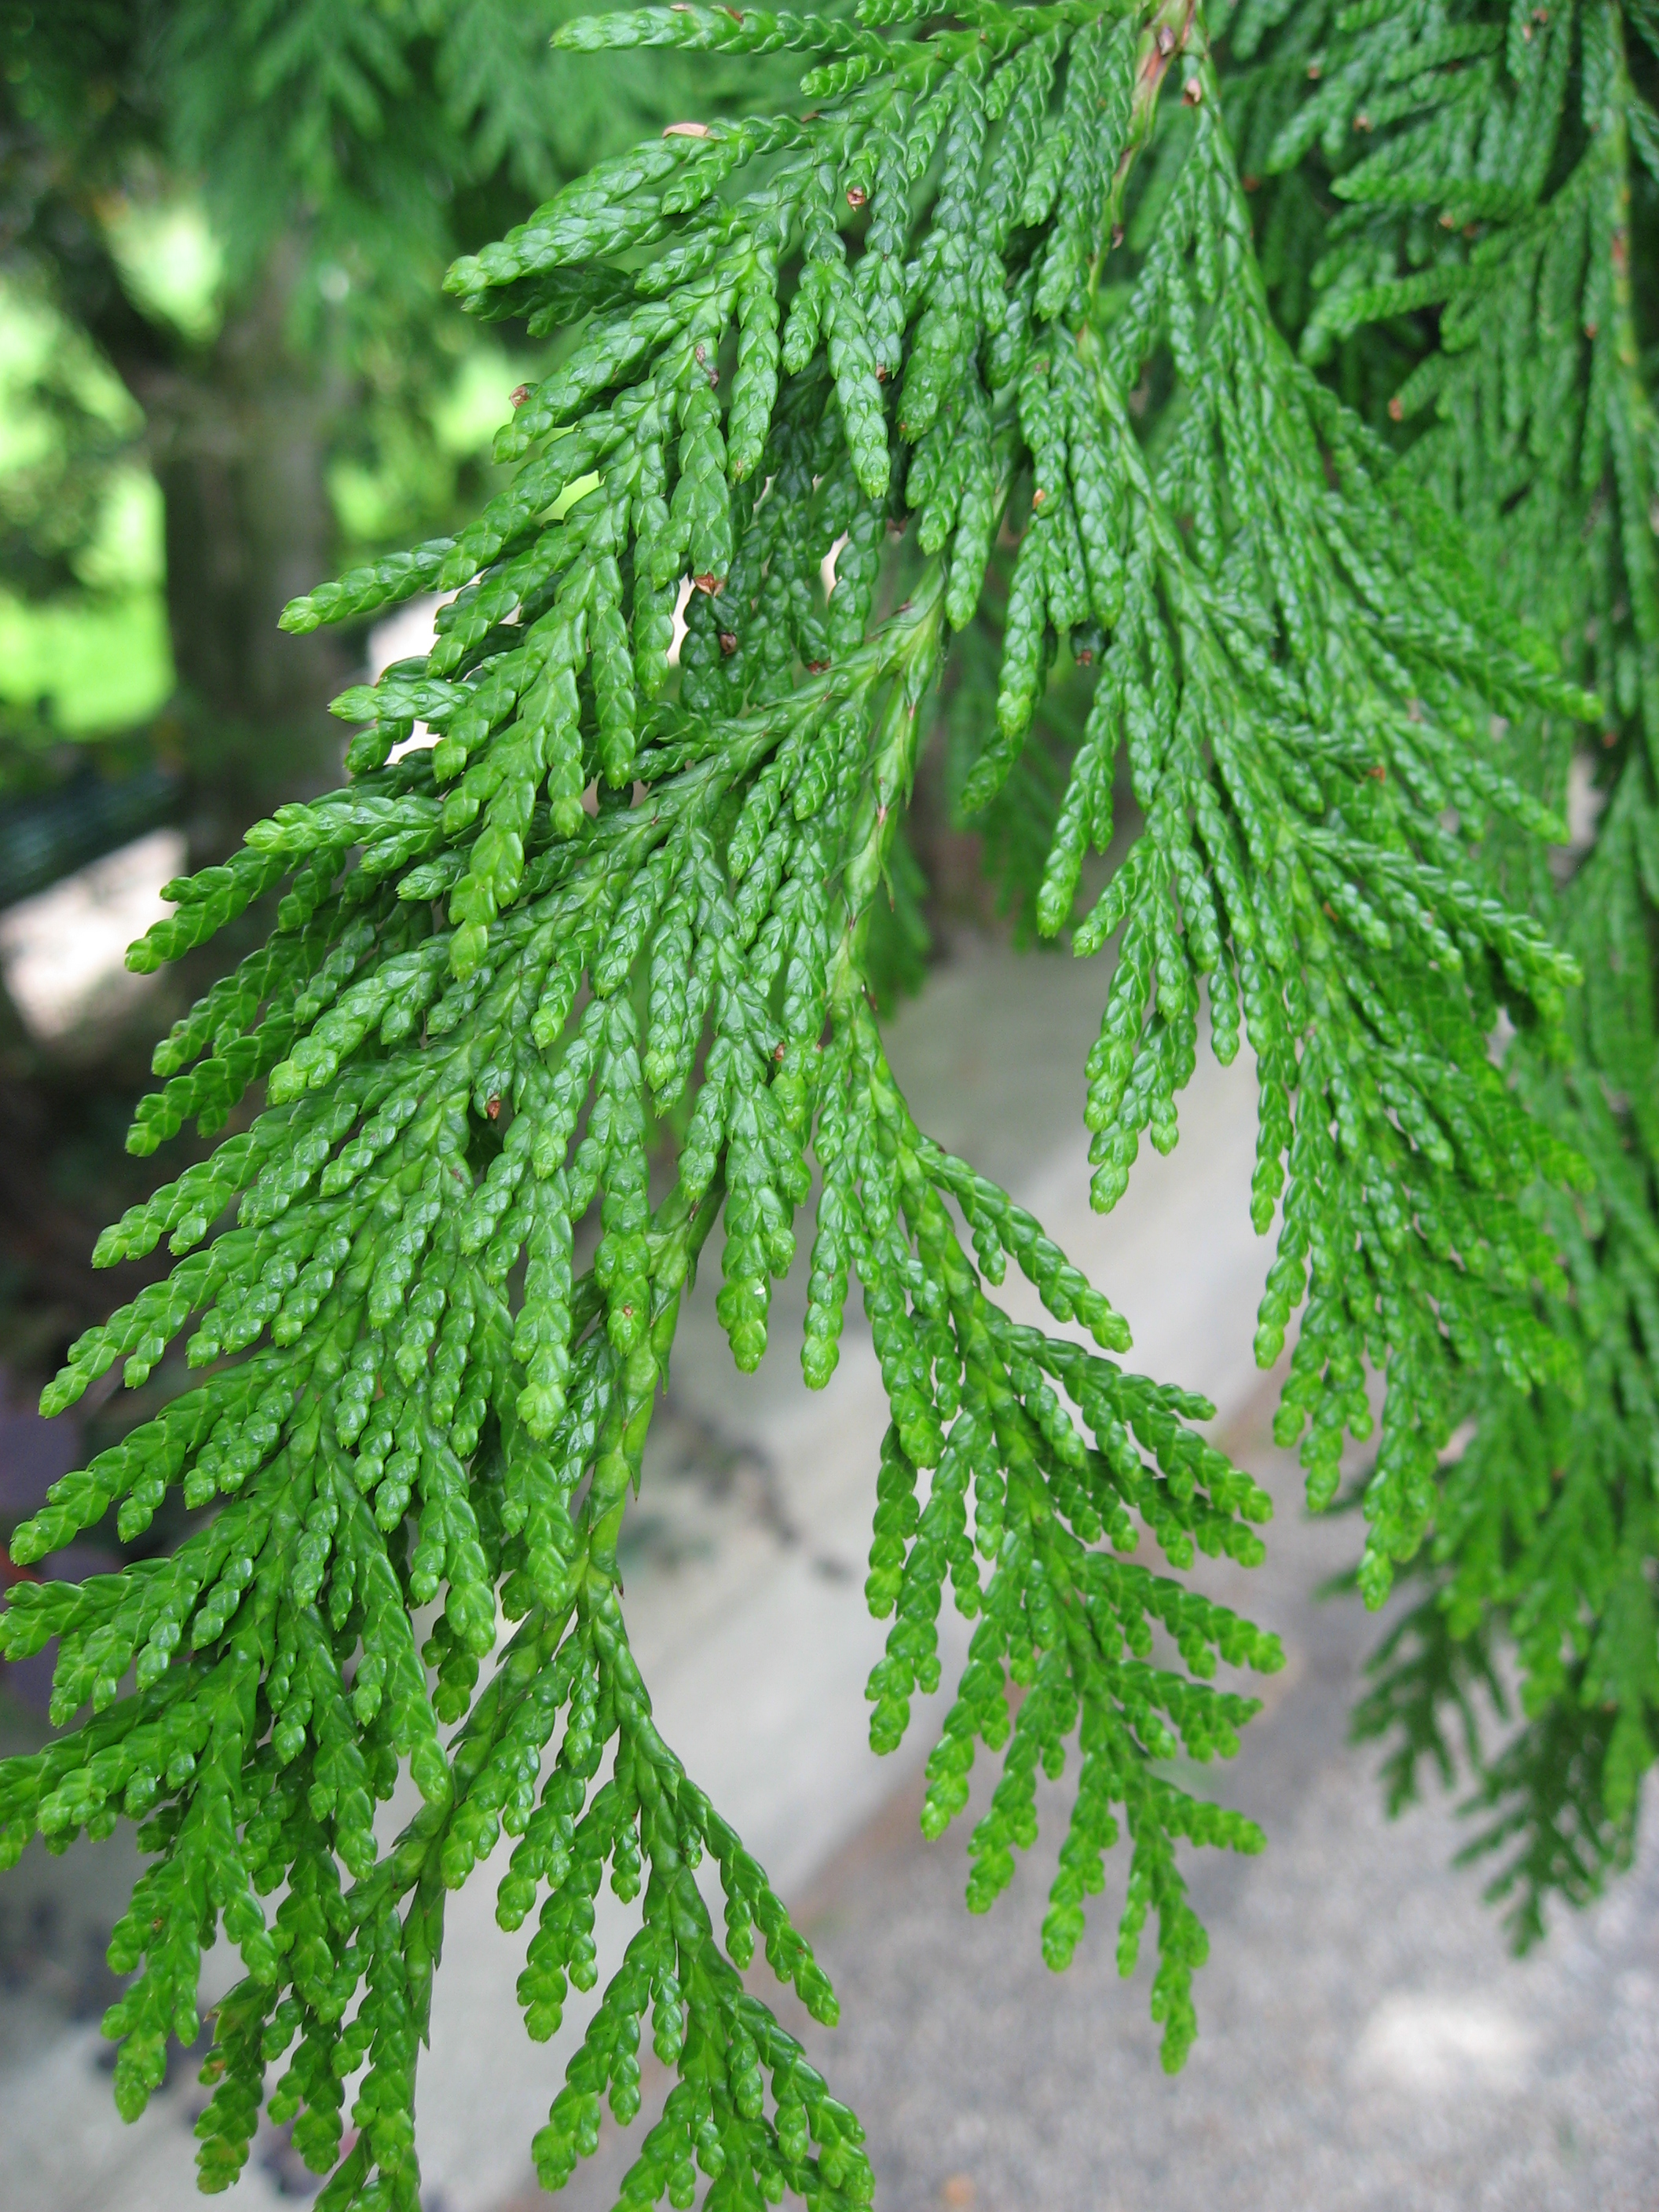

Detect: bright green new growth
[0,4,1610,2205]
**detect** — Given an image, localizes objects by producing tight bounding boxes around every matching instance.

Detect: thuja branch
[1247,0,1659,1936]
[0,5,1603,2203]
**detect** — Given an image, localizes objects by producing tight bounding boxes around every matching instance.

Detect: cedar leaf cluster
[5,4,1653,2204]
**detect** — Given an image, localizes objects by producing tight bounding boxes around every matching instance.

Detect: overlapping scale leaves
[1236,0,1659,1936]
[0,3,1608,2202]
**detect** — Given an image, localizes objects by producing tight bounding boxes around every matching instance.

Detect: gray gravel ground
[523,1388,1659,2212]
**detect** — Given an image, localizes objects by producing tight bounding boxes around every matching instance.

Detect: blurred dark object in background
[0,758,181,909]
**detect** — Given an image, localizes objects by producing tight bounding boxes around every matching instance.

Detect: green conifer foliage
[0,5,1610,2201]
[1228,0,1659,1944]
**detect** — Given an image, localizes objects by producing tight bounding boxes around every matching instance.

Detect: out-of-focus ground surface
[2,934,1655,2212]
